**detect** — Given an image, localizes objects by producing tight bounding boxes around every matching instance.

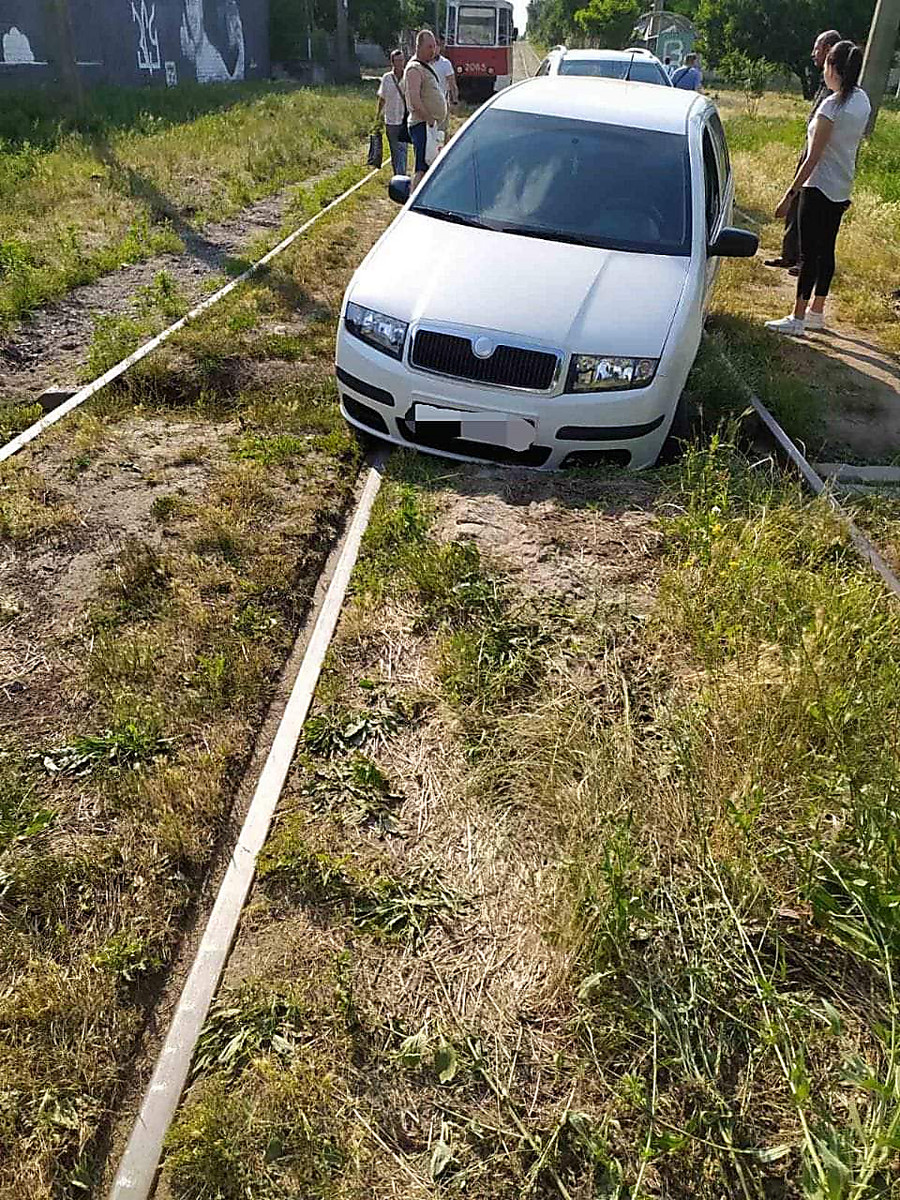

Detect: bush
[718,50,776,113]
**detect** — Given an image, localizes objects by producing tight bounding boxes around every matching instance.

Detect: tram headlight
[567,354,659,392]
[344,303,409,360]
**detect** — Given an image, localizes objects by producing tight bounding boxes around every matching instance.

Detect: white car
[335,77,756,470]
[535,46,672,87]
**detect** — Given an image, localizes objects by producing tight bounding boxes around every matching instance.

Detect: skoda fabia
[335,76,757,470]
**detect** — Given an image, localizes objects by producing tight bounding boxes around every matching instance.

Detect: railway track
[3,76,899,1199]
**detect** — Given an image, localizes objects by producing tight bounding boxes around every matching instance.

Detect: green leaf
[430,1139,454,1179]
[434,1037,458,1084]
[397,1029,428,1068]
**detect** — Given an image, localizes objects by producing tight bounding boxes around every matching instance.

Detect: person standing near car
[434,37,459,137]
[403,29,447,189]
[672,52,702,90]
[764,28,842,274]
[377,49,409,176]
[765,41,869,336]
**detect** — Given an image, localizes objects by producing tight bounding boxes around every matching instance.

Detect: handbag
[425,122,441,166]
[391,74,412,144]
[367,131,383,167]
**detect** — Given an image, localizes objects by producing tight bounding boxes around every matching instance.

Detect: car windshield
[411,108,691,256]
[560,57,667,85]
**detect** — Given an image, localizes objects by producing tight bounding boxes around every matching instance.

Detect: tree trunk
[792,60,814,100]
[41,0,82,106]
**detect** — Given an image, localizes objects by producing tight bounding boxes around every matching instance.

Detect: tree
[695,0,873,97]
[575,0,641,46]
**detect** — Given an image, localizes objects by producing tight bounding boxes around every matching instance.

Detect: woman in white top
[766,41,869,336]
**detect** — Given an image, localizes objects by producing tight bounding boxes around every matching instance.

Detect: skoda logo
[472,336,495,360]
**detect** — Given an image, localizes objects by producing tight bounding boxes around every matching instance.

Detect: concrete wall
[0,0,269,88]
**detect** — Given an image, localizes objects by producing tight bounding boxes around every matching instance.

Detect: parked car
[335,76,757,470]
[535,46,672,86]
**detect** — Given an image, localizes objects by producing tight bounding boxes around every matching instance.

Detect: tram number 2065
[457,61,493,74]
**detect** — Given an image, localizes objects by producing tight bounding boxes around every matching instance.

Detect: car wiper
[414,206,491,230]
[496,224,596,247]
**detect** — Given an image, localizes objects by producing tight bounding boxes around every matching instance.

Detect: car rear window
[412,107,691,256]
[560,57,668,85]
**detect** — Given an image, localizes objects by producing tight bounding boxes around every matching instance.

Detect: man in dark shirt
[765,28,841,273]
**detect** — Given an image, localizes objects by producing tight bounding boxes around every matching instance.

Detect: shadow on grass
[85,133,315,314]
[0,81,307,150]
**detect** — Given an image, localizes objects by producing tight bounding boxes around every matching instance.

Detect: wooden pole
[860,0,900,133]
[42,0,82,105]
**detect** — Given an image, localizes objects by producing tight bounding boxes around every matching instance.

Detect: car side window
[536,58,550,76]
[708,112,730,191]
[702,128,721,236]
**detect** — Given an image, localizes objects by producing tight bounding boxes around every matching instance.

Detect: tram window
[445,5,457,43]
[457,5,497,45]
[499,8,512,44]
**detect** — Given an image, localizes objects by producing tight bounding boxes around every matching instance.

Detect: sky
[514,0,528,33]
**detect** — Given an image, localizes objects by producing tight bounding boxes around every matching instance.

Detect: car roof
[559,48,658,60]
[493,75,707,135]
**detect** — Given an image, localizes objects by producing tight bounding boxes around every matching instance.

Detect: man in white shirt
[376,50,408,176]
[433,38,459,135]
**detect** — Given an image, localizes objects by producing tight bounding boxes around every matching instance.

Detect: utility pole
[860,0,900,133]
[42,0,82,105]
[334,0,350,80]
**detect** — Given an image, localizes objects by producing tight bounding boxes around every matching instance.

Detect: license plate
[412,403,535,452]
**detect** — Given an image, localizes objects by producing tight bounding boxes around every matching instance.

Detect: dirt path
[0,162,350,410]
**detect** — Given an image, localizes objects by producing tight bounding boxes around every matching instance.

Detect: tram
[443,0,517,103]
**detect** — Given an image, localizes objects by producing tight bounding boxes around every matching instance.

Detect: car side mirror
[388,175,411,205]
[708,226,758,257]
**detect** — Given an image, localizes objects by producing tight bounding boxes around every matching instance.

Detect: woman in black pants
[766,41,869,336]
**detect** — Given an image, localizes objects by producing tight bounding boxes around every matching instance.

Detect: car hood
[348,210,691,360]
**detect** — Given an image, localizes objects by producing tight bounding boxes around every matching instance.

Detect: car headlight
[344,302,408,360]
[567,355,659,392]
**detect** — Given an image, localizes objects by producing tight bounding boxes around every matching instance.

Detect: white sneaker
[805,311,827,331]
[765,315,805,336]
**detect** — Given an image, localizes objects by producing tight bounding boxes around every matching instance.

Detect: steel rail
[0,165,385,466]
[711,338,900,600]
[109,453,387,1200]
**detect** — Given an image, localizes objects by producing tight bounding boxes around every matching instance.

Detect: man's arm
[448,66,459,104]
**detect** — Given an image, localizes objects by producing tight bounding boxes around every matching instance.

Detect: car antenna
[624,50,637,81]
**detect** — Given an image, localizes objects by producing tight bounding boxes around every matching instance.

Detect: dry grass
[161,443,900,1199]
[0,177,396,1195]
[713,88,900,351]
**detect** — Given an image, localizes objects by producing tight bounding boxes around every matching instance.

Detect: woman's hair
[827,40,863,106]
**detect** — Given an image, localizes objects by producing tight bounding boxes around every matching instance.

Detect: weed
[86,313,150,378]
[192,987,312,1079]
[101,538,169,618]
[42,715,172,777]
[92,931,164,983]
[0,758,55,852]
[298,755,402,829]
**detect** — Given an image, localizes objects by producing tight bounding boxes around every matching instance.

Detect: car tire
[347,420,385,457]
[656,391,693,465]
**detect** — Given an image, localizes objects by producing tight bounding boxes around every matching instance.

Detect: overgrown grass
[716,88,900,351]
[163,441,900,1198]
[0,178,394,1194]
[0,82,375,327]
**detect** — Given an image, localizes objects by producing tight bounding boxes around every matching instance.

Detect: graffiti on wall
[1,25,36,62]
[0,0,265,85]
[132,1,162,72]
[180,0,245,82]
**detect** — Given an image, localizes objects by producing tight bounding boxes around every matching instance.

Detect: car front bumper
[335,331,682,470]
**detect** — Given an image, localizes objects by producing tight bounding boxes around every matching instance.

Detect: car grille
[411,329,559,391]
